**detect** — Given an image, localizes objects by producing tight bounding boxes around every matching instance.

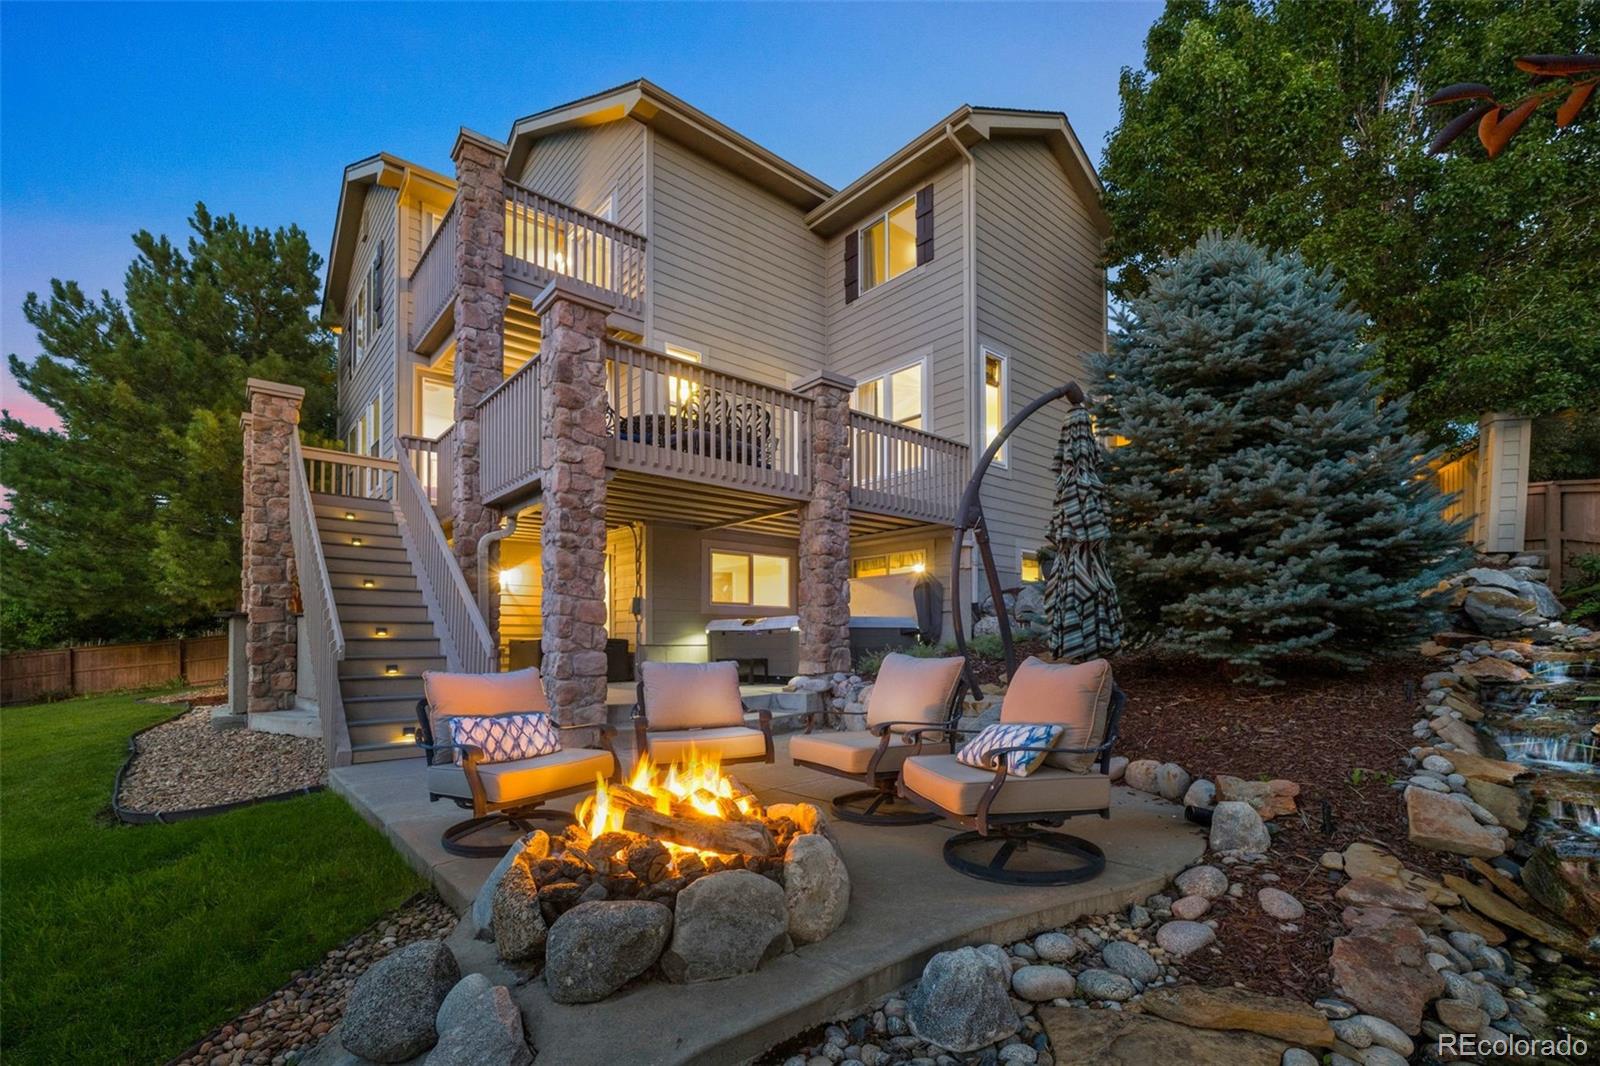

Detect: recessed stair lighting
[375,627,389,637]
[385,664,400,676]
[362,579,375,588]
[344,511,356,520]
[351,537,363,546]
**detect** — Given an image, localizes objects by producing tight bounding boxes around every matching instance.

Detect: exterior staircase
[312,492,442,763]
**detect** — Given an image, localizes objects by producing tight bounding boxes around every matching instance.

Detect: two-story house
[253,80,1108,764]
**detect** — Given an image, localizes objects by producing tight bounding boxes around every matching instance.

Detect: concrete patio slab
[330,736,1206,1066]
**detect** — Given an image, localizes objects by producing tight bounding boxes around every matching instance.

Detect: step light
[344,511,356,521]
[374,627,389,637]
[402,726,418,743]
[362,579,375,589]
[385,664,400,675]
[351,537,363,546]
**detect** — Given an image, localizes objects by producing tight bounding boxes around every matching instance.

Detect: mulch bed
[1112,648,1461,1002]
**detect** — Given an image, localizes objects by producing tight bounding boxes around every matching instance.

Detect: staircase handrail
[288,434,353,766]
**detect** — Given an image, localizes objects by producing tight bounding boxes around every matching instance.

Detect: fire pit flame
[577,746,763,863]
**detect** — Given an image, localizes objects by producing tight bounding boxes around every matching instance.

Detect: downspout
[945,122,981,637]
[477,512,518,625]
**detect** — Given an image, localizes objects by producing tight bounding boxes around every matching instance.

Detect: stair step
[339,656,447,679]
[321,531,405,552]
[342,620,437,640]
[350,740,426,764]
[333,588,427,609]
[344,638,441,657]
[341,674,429,698]
[343,694,427,721]
[330,572,419,593]
[327,556,415,577]
[322,543,409,564]
[316,517,398,539]
[338,605,432,624]
[312,493,394,517]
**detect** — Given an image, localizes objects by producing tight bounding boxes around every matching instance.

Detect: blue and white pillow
[956,722,1064,776]
[447,712,561,765]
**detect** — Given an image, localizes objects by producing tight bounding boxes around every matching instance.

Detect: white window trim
[981,345,1010,468]
[702,541,796,613]
[855,193,921,299]
[590,191,616,222]
[851,355,929,432]
[352,283,368,366]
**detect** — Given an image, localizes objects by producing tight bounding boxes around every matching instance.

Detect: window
[422,210,443,245]
[852,549,927,578]
[851,360,925,430]
[983,349,1008,464]
[858,195,918,293]
[708,549,792,608]
[353,284,368,366]
[1020,551,1042,584]
[363,396,382,457]
[664,343,702,412]
[419,376,454,439]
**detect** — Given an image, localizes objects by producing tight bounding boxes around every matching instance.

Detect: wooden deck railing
[288,435,352,767]
[478,358,543,503]
[504,180,646,316]
[409,202,458,349]
[849,412,969,524]
[606,341,812,498]
[399,427,456,510]
[301,446,399,501]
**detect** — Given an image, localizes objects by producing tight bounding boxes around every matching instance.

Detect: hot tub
[706,615,919,680]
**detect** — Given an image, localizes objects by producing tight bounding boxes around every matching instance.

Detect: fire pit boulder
[545,900,674,1003]
[660,869,790,983]
[783,832,851,945]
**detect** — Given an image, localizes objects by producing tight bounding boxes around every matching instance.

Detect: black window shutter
[844,230,860,303]
[371,240,384,326]
[915,185,934,265]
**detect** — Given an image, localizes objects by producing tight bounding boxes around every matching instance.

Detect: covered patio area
[329,733,1204,1065]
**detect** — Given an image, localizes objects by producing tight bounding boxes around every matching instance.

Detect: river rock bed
[117,705,325,813]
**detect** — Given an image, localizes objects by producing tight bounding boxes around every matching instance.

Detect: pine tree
[1,204,335,647]
[1091,232,1467,682]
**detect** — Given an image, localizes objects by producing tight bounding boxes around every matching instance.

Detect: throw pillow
[447,712,561,765]
[956,722,1065,776]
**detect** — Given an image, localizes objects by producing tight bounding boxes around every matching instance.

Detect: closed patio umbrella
[1044,406,1122,661]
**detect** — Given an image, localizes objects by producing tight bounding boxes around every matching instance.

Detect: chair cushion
[1000,657,1113,772]
[866,653,965,733]
[446,712,560,765]
[422,667,549,764]
[790,730,952,775]
[901,754,1111,816]
[955,722,1064,776]
[427,747,615,806]
[645,726,766,765]
[640,661,745,730]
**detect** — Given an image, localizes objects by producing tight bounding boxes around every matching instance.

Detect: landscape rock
[1100,940,1160,983]
[1521,836,1600,937]
[491,860,547,962]
[784,833,851,944]
[1038,1005,1290,1065]
[1171,895,1211,920]
[1463,587,1545,635]
[341,940,460,1062]
[1258,887,1304,921]
[1174,864,1228,900]
[1011,965,1076,1002]
[1107,755,1129,782]
[1210,801,1271,853]
[662,870,788,983]
[1155,762,1192,802]
[1124,759,1160,794]
[1334,877,1435,921]
[1428,714,1485,755]
[1216,775,1300,819]
[1182,778,1216,809]
[1141,985,1334,1047]
[434,974,491,1035]
[1155,920,1216,957]
[1076,968,1136,1002]
[423,980,529,1066]
[1464,779,1530,832]
[1033,931,1080,962]
[545,900,673,1003]
[1405,786,1505,858]
[907,945,1020,1052]
[1435,998,1488,1033]
[1329,911,1444,1034]
[469,832,546,941]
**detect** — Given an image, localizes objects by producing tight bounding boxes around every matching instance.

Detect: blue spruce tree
[1091,233,1467,682]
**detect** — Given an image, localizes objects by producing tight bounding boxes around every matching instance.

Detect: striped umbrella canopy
[1043,406,1123,661]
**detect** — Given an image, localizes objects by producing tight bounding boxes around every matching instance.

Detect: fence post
[1546,481,1564,590]
[67,645,78,697]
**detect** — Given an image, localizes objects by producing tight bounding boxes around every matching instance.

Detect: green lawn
[1,692,424,1065]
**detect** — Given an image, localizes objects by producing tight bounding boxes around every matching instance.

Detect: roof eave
[321,153,454,321]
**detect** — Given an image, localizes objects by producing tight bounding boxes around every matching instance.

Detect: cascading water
[1484,656,1600,840]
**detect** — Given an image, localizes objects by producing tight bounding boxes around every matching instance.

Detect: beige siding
[339,185,402,458]
[516,119,646,233]
[972,137,1107,587]
[822,161,968,441]
[498,537,542,668]
[607,524,643,648]
[641,524,798,662]
[648,132,827,385]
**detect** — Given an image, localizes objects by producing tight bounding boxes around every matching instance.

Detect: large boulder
[1100,940,1160,984]
[661,870,789,983]
[1522,836,1600,937]
[1209,801,1270,853]
[907,945,1020,1052]
[545,900,673,1003]
[783,833,850,945]
[1174,864,1228,900]
[1215,775,1299,820]
[1140,985,1334,1046]
[1123,759,1160,794]
[1405,786,1505,858]
[1465,778,1530,832]
[468,832,548,941]
[1154,763,1192,802]
[492,859,548,961]
[425,977,530,1066]
[341,940,461,1062]
[1037,1005,1289,1065]
[1463,587,1546,635]
[1330,910,1444,1034]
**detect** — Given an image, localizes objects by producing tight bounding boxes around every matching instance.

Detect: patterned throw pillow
[956,722,1065,776]
[446,712,561,765]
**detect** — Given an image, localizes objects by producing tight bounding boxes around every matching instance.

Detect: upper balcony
[408,180,648,353]
[403,342,970,533]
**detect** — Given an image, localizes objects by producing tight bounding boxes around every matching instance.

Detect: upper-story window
[852,360,925,430]
[352,284,369,366]
[663,343,703,412]
[845,185,933,304]
[983,348,1009,465]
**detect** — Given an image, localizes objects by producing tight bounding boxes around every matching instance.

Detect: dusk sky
[0,1,1161,429]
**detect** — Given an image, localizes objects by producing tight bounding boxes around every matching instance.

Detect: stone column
[450,128,508,600]
[1475,411,1533,555]
[240,379,304,716]
[795,371,856,677]
[536,281,615,727]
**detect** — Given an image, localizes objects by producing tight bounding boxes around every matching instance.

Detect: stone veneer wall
[240,379,304,715]
[450,129,508,611]
[796,372,855,677]
[536,284,614,729]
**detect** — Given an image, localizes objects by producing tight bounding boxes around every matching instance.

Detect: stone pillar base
[795,371,856,677]
[241,379,304,715]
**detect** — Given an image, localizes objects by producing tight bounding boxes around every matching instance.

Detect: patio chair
[633,660,773,768]
[789,652,966,825]
[897,656,1124,885]
[416,666,617,858]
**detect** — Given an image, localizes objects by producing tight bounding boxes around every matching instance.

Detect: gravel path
[172,894,458,1066]
[118,706,326,813]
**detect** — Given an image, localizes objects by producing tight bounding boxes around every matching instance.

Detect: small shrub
[1563,554,1600,625]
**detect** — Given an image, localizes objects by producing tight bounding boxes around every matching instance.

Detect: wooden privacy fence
[1524,479,1600,591]
[1,634,227,705]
